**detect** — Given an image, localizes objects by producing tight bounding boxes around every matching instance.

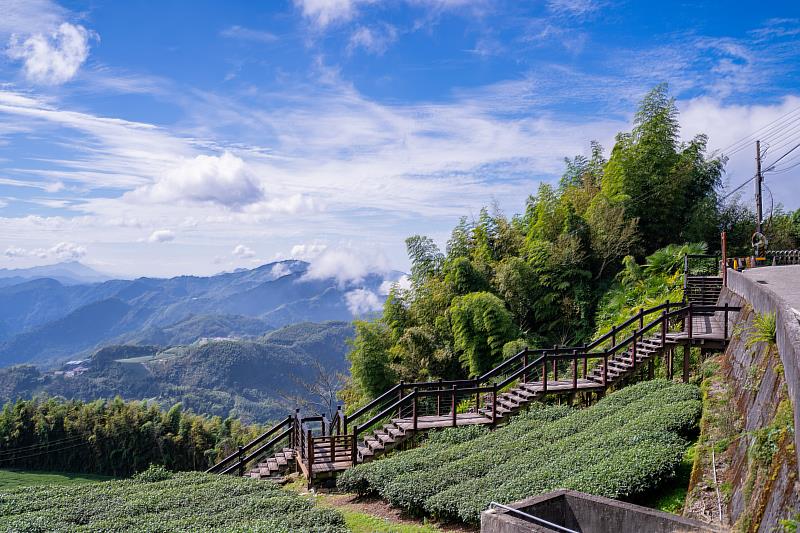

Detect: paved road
[740,265,800,315]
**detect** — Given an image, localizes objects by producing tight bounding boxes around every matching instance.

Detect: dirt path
[317,491,478,532]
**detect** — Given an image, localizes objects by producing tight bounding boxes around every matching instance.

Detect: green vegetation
[746,311,777,348]
[0,467,347,532]
[338,380,700,524]
[0,469,113,490]
[0,396,264,477]
[344,84,800,406]
[338,512,440,533]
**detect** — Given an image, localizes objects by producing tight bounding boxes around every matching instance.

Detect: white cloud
[379,274,411,295]
[147,229,175,243]
[348,24,397,55]
[243,194,318,216]
[232,244,255,258]
[271,262,291,278]
[290,243,328,260]
[4,241,86,260]
[4,246,26,258]
[345,288,383,315]
[7,22,93,85]
[219,25,278,43]
[303,247,389,284]
[49,241,86,260]
[130,152,264,208]
[294,0,368,28]
[546,0,600,16]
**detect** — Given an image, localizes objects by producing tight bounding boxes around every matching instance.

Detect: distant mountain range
[0,261,112,286]
[0,321,354,423]
[0,260,402,367]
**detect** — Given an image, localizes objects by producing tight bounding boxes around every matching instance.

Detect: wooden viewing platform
[207,274,738,486]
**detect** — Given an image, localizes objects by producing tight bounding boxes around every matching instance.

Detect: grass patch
[339,508,442,533]
[0,469,113,490]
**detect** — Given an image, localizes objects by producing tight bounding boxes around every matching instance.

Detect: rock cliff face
[686,270,799,531]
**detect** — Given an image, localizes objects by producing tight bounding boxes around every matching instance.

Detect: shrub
[339,380,699,524]
[0,472,348,532]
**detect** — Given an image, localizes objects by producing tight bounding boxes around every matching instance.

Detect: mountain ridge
[0,260,402,367]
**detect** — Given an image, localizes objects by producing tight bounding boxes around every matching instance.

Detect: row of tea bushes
[338,380,700,524]
[0,467,347,532]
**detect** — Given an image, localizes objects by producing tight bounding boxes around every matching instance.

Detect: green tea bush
[339,380,699,524]
[0,472,347,532]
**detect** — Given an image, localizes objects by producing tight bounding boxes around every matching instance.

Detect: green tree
[347,321,396,400]
[450,292,518,377]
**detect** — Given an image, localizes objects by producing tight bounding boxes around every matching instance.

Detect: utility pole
[754,140,764,256]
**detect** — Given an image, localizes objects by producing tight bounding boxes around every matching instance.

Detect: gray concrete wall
[725,266,800,469]
[480,490,720,532]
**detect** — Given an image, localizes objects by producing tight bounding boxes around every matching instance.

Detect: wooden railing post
[306,429,314,485]
[351,426,358,465]
[661,310,667,346]
[237,445,244,476]
[724,303,729,339]
[451,385,457,427]
[611,325,617,348]
[631,331,637,371]
[602,354,608,386]
[330,433,335,464]
[336,406,342,435]
[398,381,405,418]
[572,349,578,390]
[523,348,529,383]
[638,309,644,331]
[437,379,443,416]
[552,345,559,382]
[294,409,300,448]
[687,302,694,340]
[412,387,418,433]
[542,355,548,393]
[491,382,498,426]
[582,344,588,379]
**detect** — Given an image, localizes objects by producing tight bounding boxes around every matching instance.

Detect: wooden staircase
[208,296,739,487]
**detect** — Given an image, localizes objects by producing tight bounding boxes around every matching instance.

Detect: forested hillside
[0,322,354,424]
[344,85,800,405]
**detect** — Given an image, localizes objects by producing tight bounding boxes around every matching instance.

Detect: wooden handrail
[218,427,293,475]
[344,382,402,430]
[205,415,293,474]
[353,390,416,440]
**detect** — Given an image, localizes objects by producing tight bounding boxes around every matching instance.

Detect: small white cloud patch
[379,274,411,295]
[345,288,383,315]
[148,229,175,243]
[7,22,92,85]
[304,247,389,285]
[271,262,291,279]
[290,243,328,260]
[232,244,255,259]
[4,241,86,260]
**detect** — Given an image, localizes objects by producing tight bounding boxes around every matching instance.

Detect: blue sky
[0,0,799,279]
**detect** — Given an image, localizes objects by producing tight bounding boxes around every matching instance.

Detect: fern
[746,312,777,348]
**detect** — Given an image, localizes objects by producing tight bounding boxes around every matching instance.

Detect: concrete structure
[726,265,800,468]
[480,490,721,532]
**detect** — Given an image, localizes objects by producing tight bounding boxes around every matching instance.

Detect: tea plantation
[338,379,700,524]
[0,467,347,532]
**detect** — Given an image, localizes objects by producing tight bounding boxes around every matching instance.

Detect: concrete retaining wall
[726,267,800,469]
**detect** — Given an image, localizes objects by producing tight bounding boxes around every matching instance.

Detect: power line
[0,441,88,463]
[763,142,800,172]
[0,435,86,455]
[718,104,800,156]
